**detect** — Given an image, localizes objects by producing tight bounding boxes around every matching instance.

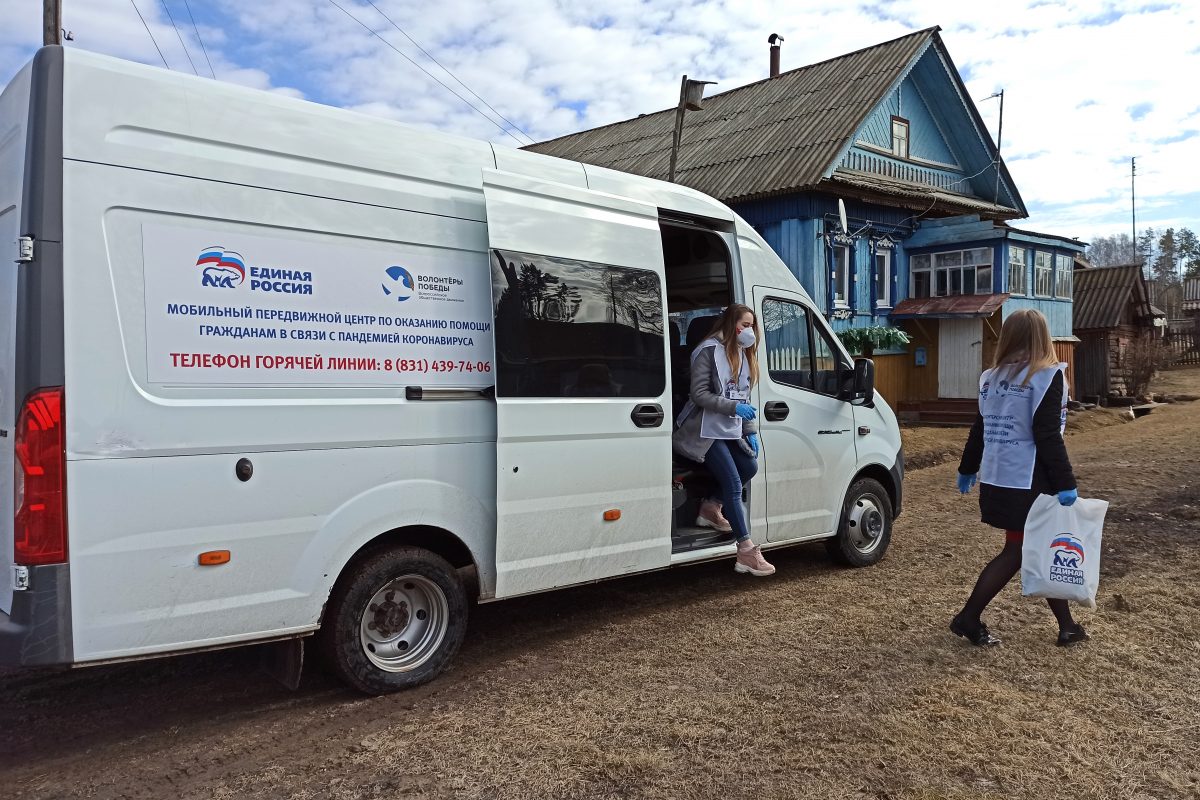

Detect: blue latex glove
[747,433,760,457]
[734,403,756,421]
[957,473,977,494]
[1058,488,1078,506]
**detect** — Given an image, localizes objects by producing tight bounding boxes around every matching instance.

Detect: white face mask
[736,327,756,349]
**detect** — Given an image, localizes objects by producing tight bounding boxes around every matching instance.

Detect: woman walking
[673,304,774,576]
[952,308,1088,646]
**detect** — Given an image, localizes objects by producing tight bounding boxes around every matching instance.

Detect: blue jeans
[705,438,759,542]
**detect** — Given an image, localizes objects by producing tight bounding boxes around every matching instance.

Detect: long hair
[992,308,1058,385]
[707,303,760,388]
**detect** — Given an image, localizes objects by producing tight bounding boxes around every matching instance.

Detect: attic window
[891,116,910,159]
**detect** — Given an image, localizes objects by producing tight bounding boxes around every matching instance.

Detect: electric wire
[324,0,528,146]
[182,0,217,78]
[364,0,534,144]
[160,0,199,75]
[130,0,170,69]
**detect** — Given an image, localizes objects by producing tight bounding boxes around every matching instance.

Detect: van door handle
[630,403,665,428]
[764,401,790,421]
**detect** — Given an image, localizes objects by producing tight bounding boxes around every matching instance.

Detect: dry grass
[4,377,1200,799]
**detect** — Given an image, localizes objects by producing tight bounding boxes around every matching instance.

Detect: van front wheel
[320,546,467,694]
[826,477,893,567]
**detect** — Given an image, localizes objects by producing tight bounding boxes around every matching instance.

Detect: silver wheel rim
[359,575,448,673]
[846,493,886,555]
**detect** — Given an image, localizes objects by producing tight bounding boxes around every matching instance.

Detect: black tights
[958,540,1075,630]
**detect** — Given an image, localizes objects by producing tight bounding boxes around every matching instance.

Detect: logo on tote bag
[1049,535,1086,585]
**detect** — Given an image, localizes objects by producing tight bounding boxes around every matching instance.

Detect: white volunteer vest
[687,338,749,440]
[977,362,1068,489]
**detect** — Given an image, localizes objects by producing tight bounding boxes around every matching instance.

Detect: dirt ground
[4,370,1200,800]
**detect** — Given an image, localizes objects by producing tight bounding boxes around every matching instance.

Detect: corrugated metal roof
[890,293,1009,319]
[525,28,943,204]
[1184,278,1200,311]
[1073,264,1152,330]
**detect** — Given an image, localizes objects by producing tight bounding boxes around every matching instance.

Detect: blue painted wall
[857,75,959,166]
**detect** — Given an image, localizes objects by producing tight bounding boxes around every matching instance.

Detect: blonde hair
[708,303,760,388]
[992,308,1058,385]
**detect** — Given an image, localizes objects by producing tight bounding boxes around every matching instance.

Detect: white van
[1,47,903,694]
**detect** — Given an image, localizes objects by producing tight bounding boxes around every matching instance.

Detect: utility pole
[44,0,62,45]
[667,75,715,183]
[1131,156,1138,262]
[991,89,1005,207]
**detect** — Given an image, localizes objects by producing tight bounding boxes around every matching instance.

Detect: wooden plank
[871,353,908,406]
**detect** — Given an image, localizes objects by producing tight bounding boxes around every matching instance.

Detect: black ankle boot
[950,616,1001,646]
[1057,623,1089,646]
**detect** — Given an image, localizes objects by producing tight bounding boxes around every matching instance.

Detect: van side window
[491,249,665,398]
[762,298,814,390]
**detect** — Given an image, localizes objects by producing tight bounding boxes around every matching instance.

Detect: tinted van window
[491,249,665,398]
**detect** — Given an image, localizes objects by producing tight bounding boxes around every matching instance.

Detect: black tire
[319,546,468,695]
[825,477,893,567]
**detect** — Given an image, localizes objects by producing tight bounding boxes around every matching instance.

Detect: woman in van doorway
[673,304,775,576]
[952,308,1088,647]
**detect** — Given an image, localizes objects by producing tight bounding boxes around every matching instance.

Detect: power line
[182,0,216,78]
[324,0,528,146]
[129,0,169,69]
[160,0,198,75]
[364,0,533,144]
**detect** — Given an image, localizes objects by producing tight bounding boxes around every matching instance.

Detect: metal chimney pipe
[768,33,784,77]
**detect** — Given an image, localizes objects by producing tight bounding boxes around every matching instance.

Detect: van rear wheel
[826,477,892,567]
[320,546,467,694]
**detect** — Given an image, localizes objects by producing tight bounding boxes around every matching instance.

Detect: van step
[671,526,734,553]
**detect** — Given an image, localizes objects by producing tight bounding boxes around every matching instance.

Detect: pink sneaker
[696,500,733,532]
[734,540,776,576]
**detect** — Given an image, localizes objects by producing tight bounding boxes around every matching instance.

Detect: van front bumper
[0,563,72,666]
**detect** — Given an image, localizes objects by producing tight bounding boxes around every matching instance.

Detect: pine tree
[1178,227,1200,279]
[1153,228,1180,287]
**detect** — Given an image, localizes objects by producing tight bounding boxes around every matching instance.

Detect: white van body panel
[0,61,31,614]
[58,52,502,660]
[61,51,495,222]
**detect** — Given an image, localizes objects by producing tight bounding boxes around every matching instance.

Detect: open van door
[482,169,673,597]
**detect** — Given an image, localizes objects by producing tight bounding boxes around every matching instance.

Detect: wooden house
[525,27,1081,417]
[1072,264,1159,400]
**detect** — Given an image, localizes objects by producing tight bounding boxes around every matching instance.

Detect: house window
[910,253,931,298]
[833,243,852,307]
[1055,254,1074,299]
[1008,248,1028,296]
[966,246,993,293]
[874,248,892,308]
[910,248,992,298]
[891,117,909,159]
[1034,251,1053,297]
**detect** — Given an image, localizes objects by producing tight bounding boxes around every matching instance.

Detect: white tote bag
[1021,494,1109,608]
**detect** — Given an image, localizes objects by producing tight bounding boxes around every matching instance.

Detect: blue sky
[1,0,1197,244]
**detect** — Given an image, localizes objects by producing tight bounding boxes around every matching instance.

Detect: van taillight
[14,387,67,565]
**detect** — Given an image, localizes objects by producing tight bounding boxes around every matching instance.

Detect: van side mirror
[841,358,875,406]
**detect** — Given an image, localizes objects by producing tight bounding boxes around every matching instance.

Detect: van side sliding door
[482,169,672,597]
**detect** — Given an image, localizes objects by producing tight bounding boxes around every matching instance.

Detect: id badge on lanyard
[725,380,748,414]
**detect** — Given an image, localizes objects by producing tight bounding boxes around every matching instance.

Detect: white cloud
[1,0,1195,241]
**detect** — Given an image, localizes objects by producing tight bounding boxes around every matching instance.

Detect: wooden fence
[1167,327,1200,367]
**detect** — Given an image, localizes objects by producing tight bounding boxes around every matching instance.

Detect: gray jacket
[672,345,758,463]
